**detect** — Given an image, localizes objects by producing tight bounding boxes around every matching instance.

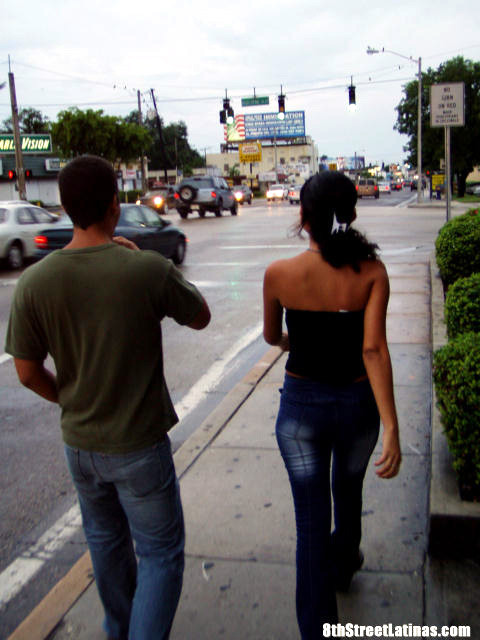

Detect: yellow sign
[432,174,444,189]
[239,142,262,163]
[328,163,337,171]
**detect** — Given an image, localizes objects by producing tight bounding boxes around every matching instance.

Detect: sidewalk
[10,250,480,639]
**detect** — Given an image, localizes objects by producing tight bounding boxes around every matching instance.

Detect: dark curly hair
[298,171,379,272]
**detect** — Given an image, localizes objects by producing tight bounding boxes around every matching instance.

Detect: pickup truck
[175,176,238,219]
[356,179,379,199]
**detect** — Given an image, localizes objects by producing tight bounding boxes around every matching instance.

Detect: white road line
[221,244,301,250]
[0,505,82,607]
[173,321,263,422]
[0,322,264,607]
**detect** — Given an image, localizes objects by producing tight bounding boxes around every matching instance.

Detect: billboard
[225,111,305,142]
[239,142,262,163]
[320,156,365,171]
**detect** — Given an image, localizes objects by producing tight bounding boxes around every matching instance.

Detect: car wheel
[198,207,206,218]
[7,243,23,270]
[178,208,189,219]
[172,240,186,265]
[178,185,197,204]
[375,194,379,199]
[248,198,252,205]
[215,200,223,217]
[230,202,238,216]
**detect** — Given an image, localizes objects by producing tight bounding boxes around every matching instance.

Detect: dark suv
[175,176,237,219]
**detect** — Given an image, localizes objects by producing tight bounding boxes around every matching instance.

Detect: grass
[453,194,480,204]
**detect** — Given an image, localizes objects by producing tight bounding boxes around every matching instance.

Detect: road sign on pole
[241,96,269,107]
[430,83,465,222]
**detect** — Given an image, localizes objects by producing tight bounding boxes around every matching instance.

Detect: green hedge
[433,332,480,500]
[445,273,480,339]
[435,208,480,287]
[119,190,142,203]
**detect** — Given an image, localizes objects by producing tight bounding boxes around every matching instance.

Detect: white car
[287,185,301,204]
[0,201,58,269]
[378,181,391,194]
[266,184,287,202]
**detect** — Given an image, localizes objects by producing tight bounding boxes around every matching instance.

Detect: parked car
[378,181,391,194]
[0,201,59,269]
[287,185,301,204]
[232,184,252,205]
[390,180,402,191]
[356,179,379,199]
[266,184,287,202]
[410,178,427,191]
[174,176,237,218]
[34,204,187,265]
[136,186,177,215]
[465,182,480,195]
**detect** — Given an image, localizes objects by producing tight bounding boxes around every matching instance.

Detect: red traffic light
[8,169,16,180]
[25,169,32,178]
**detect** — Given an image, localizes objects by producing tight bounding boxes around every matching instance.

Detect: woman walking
[263,171,401,638]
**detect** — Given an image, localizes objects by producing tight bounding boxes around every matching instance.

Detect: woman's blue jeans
[64,436,184,640]
[275,374,380,639]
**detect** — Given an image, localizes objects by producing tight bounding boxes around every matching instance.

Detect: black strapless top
[285,309,366,384]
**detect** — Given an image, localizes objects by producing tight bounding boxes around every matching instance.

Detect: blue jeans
[275,374,379,639]
[65,436,184,640]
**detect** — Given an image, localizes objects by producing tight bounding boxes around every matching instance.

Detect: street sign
[0,133,52,153]
[430,83,465,127]
[241,96,269,107]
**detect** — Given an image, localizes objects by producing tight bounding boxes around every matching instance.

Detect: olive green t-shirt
[5,244,204,453]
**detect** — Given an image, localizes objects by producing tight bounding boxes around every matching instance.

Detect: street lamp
[367,46,423,203]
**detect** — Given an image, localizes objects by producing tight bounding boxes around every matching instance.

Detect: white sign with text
[430,83,465,127]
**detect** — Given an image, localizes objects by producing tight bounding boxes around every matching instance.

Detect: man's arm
[14,359,58,403]
[186,296,211,330]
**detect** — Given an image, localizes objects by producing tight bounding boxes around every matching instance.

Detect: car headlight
[135,199,141,205]
[153,196,164,206]
[234,192,242,201]
[266,191,273,198]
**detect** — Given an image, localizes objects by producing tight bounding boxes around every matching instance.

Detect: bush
[435,208,480,287]
[433,332,480,500]
[445,273,480,339]
[119,190,142,203]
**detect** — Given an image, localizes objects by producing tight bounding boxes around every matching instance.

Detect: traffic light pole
[8,67,26,200]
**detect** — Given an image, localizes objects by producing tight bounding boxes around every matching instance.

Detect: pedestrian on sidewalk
[5,155,211,640]
[263,171,401,638]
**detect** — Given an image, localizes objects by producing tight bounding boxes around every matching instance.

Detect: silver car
[287,185,301,204]
[0,201,58,269]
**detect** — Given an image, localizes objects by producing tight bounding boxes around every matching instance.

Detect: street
[0,186,434,636]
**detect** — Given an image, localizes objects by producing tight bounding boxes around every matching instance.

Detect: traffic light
[25,169,32,179]
[7,169,16,180]
[348,80,356,111]
[220,96,234,125]
[277,91,285,120]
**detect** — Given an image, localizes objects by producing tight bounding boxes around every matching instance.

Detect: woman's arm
[362,263,401,479]
[263,263,289,350]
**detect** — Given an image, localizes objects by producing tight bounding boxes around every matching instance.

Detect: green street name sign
[0,133,53,153]
[241,96,269,107]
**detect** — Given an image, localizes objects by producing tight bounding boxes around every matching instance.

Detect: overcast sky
[2,0,479,166]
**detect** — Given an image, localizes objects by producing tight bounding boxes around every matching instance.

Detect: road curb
[7,345,283,640]
[428,255,480,557]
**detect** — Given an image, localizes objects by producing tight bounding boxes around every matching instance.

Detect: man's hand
[113,236,140,251]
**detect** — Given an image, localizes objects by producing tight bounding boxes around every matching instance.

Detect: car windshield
[142,207,165,227]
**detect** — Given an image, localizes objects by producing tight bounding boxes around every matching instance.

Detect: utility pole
[150,89,169,183]
[8,58,26,200]
[137,90,148,193]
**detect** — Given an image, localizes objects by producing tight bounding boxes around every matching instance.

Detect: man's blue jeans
[65,436,184,640]
[275,375,380,639]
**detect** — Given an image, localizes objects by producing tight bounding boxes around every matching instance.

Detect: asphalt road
[0,188,420,636]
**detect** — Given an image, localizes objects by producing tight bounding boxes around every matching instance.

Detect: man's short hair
[59,155,118,230]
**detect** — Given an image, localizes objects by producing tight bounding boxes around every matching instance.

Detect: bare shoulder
[264,258,293,282]
[362,258,388,282]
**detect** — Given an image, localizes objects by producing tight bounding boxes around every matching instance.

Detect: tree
[395,56,480,197]
[51,108,151,165]
[125,111,203,177]
[1,107,50,133]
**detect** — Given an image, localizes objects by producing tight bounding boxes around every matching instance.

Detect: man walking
[5,155,211,640]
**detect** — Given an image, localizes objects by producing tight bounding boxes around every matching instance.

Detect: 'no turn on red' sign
[430,83,465,127]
